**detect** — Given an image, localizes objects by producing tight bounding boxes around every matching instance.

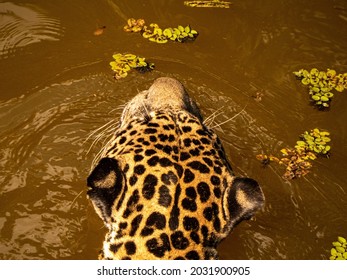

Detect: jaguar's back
[87,77,264,260]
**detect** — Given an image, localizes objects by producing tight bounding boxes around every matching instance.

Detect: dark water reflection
[0,0,346,259]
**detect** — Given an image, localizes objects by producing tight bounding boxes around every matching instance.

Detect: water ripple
[0,2,62,58]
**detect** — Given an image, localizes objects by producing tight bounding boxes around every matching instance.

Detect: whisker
[86,102,126,150]
[90,120,119,170]
[141,100,150,120]
[88,129,110,152]
[91,133,118,170]
[209,104,248,129]
[109,102,128,115]
[203,107,224,125]
[204,109,224,128]
[85,120,117,155]
[84,119,114,144]
[69,189,85,211]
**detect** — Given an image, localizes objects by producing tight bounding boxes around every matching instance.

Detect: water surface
[0,0,347,259]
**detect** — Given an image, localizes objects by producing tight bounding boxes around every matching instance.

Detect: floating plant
[256,128,331,180]
[296,128,331,155]
[123,18,145,33]
[184,0,231,8]
[109,53,154,80]
[293,68,347,109]
[123,18,198,44]
[330,236,347,260]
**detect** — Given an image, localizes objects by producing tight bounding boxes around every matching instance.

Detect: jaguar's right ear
[222,177,264,233]
[87,158,123,227]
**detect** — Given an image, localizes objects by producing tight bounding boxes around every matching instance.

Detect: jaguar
[87,77,264,260]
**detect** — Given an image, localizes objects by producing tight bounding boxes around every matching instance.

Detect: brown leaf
[94,26,106,36]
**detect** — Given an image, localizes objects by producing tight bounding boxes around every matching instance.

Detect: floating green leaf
[184,0,231,8]
[330,236,347,260]
[257,128,331,180]
[294,68,347,109]
[338,236,347,244]
[335,84,344,92]
[336,247,345,253]
[123,18,146,32]
[163,28,172,38]
[301,77,310,85]
[109,53,154,80]
[311,95,320,101]
[123,18,198,44]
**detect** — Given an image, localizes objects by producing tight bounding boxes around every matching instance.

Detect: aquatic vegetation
[123,18,146,33]
[109,53,154,80]
[184,0,231,8]
[257,148,314,180]
[123,18,198,44]
[143,24,199,43]
[293,68,347,109]
[256,128,331,180]
[295,128,331,155]
[330,236,347,260]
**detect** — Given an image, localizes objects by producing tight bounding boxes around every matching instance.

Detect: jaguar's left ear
[87,157,124,227]
[222,177,264,232]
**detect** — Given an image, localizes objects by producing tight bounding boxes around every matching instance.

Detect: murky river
[1,0,347,260]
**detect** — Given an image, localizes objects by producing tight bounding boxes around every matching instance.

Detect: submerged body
[87,77,264,260]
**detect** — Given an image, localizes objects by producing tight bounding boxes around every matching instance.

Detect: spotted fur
[87,77,264,260]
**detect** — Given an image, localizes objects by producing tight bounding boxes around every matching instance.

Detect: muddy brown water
[1,0,347,260]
